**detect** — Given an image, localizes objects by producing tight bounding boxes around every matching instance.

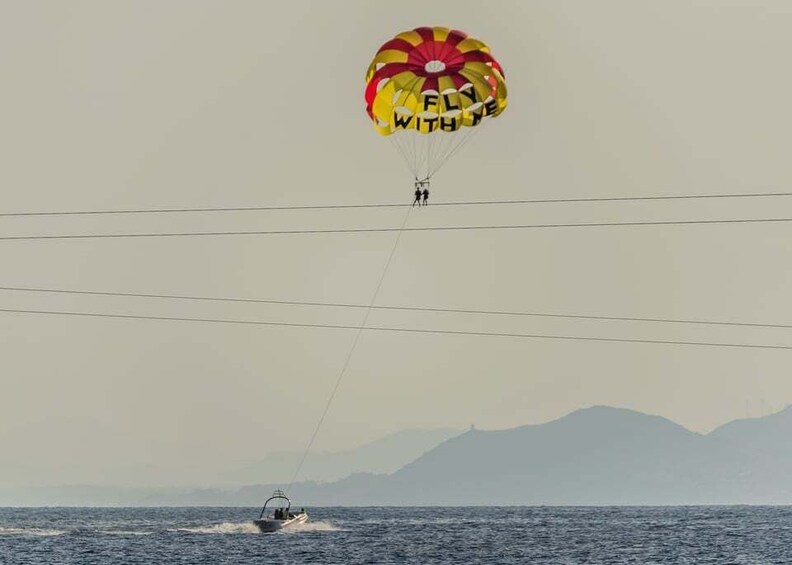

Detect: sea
[1,506,791,564]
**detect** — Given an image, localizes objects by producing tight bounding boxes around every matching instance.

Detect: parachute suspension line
[433,131,449,177]
[413,140,424,182]
[284,206,413,494]
[416,136,426,180]
[388,134,416,179]
[428,133,441,176]
[429,123,485,179]
[426,131,438,179]
[388,117,488,181]
[434,134,447,174]
[431,130,458,178]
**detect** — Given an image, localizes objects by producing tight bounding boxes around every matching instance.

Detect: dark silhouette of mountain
[5,406,792,506]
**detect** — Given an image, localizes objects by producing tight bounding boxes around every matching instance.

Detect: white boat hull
[253,513,308,533]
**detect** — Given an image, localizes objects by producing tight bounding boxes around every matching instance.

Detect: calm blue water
[1,506,791,564]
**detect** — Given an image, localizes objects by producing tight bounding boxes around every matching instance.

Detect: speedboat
[253,489,308,533]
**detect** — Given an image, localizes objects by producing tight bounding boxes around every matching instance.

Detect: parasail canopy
[365,26,508,181]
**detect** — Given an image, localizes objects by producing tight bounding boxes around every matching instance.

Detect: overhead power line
[1,307,791,351]
[3,191,792,217]
[3,217,792,241]
[2,285,791,330]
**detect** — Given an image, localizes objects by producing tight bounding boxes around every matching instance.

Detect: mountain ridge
[4,405,792,506]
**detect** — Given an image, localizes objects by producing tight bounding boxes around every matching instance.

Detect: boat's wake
[169,519,340,535]
[171,522,260,534]
[102,530,154,536]
[0,527,66,537]
[170,520,340,535]
[281,520,340,533]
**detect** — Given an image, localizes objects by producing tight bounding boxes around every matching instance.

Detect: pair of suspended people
[367,27,508,209]
[413,180,430,207]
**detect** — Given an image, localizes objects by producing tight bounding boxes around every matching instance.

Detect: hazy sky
[2,0,792,488]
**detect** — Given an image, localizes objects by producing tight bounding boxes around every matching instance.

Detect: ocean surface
[1,506,791,564]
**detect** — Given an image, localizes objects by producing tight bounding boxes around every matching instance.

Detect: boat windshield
[258,489,291,520]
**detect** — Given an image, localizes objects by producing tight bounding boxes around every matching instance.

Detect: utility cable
[2,306,791,351]
[2,285,791,330]
[3,191,792,217]
[4,217,792,241]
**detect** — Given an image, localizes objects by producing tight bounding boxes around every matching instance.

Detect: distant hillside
[217,428,462,485]
[373,406,792,505]
[262,405,792,506]
[709,405,792,460]
[6,407,792,506]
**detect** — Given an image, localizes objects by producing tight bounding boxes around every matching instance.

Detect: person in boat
[413,182,422,206]
[421,184,429,206]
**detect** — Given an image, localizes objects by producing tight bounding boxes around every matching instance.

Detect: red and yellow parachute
[365,26,508,181]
